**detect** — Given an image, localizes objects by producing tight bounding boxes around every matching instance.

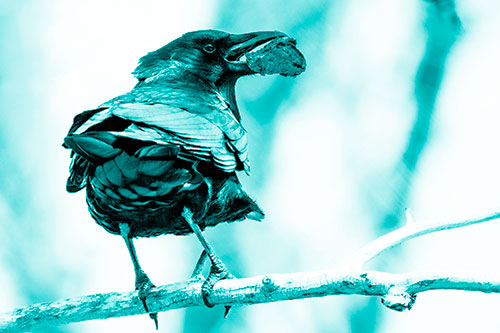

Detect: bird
[63,29,296,328]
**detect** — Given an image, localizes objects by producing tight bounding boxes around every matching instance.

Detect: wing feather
[66,102,250,173]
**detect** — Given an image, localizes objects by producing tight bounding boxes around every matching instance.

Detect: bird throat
[216,75,241,121]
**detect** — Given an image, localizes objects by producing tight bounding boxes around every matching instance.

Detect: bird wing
[66,102,249,173]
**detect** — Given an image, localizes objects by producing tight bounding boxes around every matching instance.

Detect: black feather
[67,155,92,192]
[68,108,105,135]
[86,115,132,133]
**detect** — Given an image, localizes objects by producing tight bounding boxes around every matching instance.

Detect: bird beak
[225,31,290,73]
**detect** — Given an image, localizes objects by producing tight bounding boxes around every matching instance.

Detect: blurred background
[1,0,500,332]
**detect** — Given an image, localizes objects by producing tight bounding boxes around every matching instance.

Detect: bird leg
[119,223,159,330]
[182,207,234,315]
[191,249,230,317]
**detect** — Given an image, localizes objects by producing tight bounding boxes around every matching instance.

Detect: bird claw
[201,262,235,317]
[135,270,159,330]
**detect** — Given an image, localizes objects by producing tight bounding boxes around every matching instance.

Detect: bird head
[133,29,288,84]
[132,30,289,118]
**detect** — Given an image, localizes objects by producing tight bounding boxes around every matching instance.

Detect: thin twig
[343,210,500,269]
[2,270,500,331]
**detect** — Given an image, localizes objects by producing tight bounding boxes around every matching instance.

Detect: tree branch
[3,209,500,331]
[2,270,500,331]
[344,210,500,269]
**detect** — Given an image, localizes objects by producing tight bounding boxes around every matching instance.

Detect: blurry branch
[344,209,500,269]
[404,0,462,174]
[380,0,462,229]
[3,210,500,331]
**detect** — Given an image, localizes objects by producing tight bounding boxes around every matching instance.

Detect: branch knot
[261,276,278,294]
[381,287,417,312]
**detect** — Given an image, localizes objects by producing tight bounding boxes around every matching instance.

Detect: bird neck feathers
[134,68,242,123]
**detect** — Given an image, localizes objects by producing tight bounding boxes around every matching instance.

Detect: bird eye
[203,44,216,53]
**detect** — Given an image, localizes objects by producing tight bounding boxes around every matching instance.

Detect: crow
[63,29,297,327]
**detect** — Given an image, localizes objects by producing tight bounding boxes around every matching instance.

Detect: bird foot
[135,270,159,330]
[202,262,234,317]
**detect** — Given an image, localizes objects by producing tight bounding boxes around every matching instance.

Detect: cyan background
[1,0,500,332]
